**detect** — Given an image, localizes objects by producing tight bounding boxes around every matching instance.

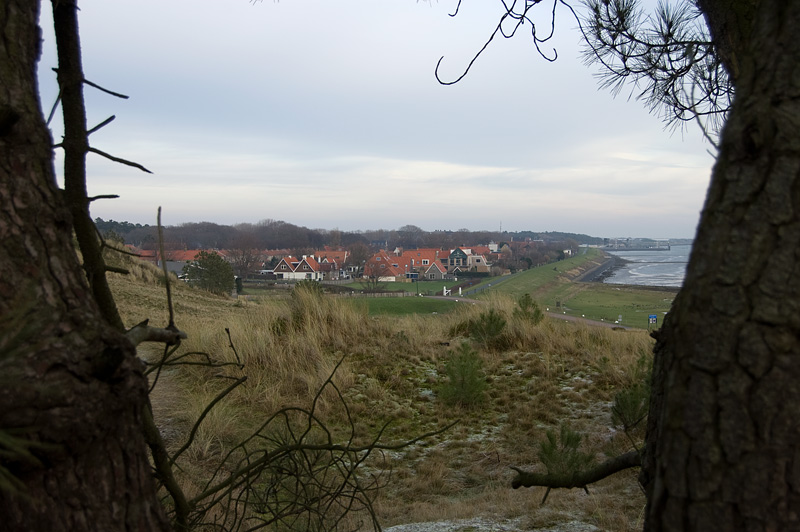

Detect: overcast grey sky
[38,0,714,239]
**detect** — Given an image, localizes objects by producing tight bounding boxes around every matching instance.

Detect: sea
[602,244,691,288]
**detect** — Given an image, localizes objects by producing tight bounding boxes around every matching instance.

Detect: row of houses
[363,246,493,282]
[129,244,495,282]
[270,246,495,282]
[129,246,356,280]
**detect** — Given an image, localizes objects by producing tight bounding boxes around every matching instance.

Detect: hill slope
[110,253,652,530]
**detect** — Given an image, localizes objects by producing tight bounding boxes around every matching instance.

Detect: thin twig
[88,146,153,173]
[157,207,176,329]
[224,328,244,368]
[83,78,130,99]
[169,376,248,468]
[87,115,115,135]
[46,91,61,125]
[87,194,120,203]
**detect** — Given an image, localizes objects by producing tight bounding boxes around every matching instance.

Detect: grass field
[340,279,464,295]
[353,296,460,316]
[482,248,677,328]
[543,282,675,328]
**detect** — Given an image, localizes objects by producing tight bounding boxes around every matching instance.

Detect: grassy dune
[109,252,654,530]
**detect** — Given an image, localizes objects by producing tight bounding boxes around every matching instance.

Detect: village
[127,240,578,284]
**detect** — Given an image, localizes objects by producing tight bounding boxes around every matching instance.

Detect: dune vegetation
[109,252,656,530]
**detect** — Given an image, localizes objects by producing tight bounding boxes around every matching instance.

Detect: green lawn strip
[340,280,463,295]
[547,283,676,328]
[358,296,459,316]
[475,248,677,328]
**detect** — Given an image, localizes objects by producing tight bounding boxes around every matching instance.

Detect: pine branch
[510,449,641,494]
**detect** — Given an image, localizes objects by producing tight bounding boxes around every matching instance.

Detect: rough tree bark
[642,0,800,529]
[0,2,169,530]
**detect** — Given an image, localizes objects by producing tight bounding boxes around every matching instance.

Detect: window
[422,259,429,265]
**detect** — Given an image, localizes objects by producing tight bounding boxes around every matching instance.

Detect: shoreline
[579,254,681,292]
[578,255,631,283]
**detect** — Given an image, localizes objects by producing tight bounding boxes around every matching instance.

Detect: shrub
[470,308,508,351]
[513,293,544,324]
[611,382,649,432]
[611,351,652,433]
[182,251,235,295]
[439,341,487,407]
[538,423,595,478]
[448,307,511,351]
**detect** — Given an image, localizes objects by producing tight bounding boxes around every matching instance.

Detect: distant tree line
[96,217,604,252]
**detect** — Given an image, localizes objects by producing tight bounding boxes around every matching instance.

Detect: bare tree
[226,231,263,279]
[0,2,449,530]
[361,261,388,293]
[0,1,170,528]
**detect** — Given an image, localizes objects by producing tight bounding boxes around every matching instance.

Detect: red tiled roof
[297,256,321,271]
[470,246,492,256]
[314,250,349,265]
[165,249,205,262]
[365,250,411,277]
[401,248,443,268]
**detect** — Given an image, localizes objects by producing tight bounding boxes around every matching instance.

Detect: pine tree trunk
[0,2,169,529]
[643,0,800,529]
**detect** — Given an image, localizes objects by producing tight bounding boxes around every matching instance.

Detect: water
[603,244,691,288]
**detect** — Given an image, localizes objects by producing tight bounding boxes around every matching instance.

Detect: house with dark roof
[442,247,492,274]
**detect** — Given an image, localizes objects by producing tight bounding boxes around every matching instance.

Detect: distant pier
[602,239,671,252]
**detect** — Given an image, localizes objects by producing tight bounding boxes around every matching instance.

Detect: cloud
[40,0,714,239]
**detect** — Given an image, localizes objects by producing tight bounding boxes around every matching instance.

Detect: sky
[37,0,715,239]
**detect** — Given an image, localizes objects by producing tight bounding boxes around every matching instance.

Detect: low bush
[438,341,487,407]
[512,293,544,324]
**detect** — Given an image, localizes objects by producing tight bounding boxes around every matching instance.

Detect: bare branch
[104,265,129,275]
[142,404,192,532]
[87,115,115,135]
[157,207,177,329]
[45,88,61,125]
[82,78,130,99]
[178,356,456,531]
[87,193,120,202]
[440,0,728,139]
[223,328,244,368]
[437,0,564,85]
[88,146,153,173]
[126,320,188,346]
[511,449,641,496]
[169,376,249,468]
